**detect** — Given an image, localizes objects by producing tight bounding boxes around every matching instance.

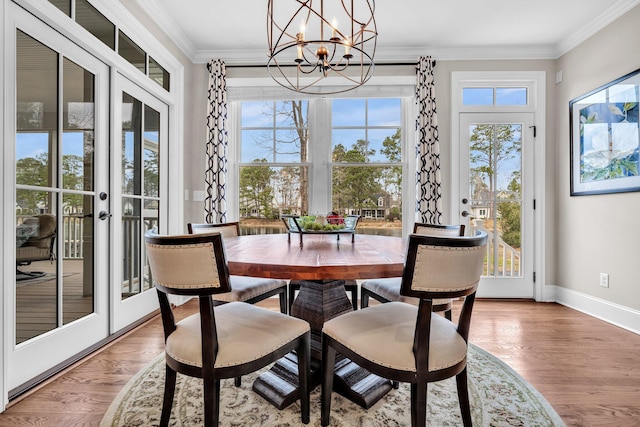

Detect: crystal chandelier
[267,0,377,95]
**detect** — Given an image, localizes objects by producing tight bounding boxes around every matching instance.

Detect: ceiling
[130,0,640,64]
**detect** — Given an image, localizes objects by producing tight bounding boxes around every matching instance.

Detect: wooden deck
[16,259,93,343]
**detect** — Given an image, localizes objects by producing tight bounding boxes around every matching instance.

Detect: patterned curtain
[415,56,442,224]
[205,59,228,223]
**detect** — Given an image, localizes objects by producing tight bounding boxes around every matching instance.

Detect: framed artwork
[570,68,640,195]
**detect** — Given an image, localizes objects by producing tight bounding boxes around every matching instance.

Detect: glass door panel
[460,113,534,298]
[9,6,109,391]
[112,75,167,331]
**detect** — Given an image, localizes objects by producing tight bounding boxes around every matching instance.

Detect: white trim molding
[555,286,640,336]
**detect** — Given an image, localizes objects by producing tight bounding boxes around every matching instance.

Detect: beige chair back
[400,232,487,297]
[188,222,240,239]
[413,222,465,237]
[145,232,231,293]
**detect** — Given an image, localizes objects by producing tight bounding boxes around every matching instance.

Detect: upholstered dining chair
[360,223,465,320]
[188,222,288,314]
[145,232,311,426]
[321,231,487,427]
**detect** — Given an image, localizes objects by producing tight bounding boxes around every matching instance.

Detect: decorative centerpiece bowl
[281,214,361,246]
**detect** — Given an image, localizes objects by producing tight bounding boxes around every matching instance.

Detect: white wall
[554,5,640,315]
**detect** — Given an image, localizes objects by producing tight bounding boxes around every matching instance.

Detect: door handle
[461,210,473,218]
[99,211,113,220]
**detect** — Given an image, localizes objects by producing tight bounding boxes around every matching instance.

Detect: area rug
[101,343,565,426]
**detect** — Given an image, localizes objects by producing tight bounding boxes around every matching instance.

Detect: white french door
[111,75,168,332]
[459,113,535,298]
[7,6,110,389]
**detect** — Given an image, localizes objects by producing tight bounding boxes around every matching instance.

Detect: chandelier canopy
[267,0,377,95]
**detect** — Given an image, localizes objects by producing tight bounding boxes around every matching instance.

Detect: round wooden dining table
[223,232,406,281]
[223,232,407,410]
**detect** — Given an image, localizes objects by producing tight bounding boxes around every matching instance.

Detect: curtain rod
[223,61,435,68]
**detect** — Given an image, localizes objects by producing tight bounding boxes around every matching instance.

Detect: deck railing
[470,220,521,277]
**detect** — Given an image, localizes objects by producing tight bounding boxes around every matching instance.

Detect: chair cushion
[211,276,286,302]
[322,302,467,372]
[361,278,451,307]
[166,302,309,368]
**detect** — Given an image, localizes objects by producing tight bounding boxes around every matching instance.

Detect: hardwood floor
[1,298,639,426]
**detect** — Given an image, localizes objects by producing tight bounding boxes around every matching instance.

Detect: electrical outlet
[599,273,609,288]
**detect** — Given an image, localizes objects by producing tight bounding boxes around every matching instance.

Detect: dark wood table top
[224,233,406,281]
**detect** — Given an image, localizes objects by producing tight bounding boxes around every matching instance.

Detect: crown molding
[129,0,198,63]
[554,0,640,57]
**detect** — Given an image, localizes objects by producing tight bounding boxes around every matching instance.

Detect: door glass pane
[62,57,96,325]
[468,123,523,277]
[15,32,59,343]
[63,193,94,324]
[15,192,58,344]
[121,95,160,300]
[62,58,95,191]
[144,105,160,197]
[16,30,98,343]
[122,92,142,195]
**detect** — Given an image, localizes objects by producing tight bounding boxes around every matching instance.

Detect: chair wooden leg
[298,333,311,424]
[321,338,337,426]
[279,290,287,314]
[203,376,221,427]
[410,382,427,427]
[456,367,473,427]
[234,377,241,387]
[289,282,298,312]
[445,309,452,321]
[160,365,177,427]
[360,289,370,309]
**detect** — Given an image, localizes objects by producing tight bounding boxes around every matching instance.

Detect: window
[462,87,528,106]
[48,0,170,90]
[238,97,404,237]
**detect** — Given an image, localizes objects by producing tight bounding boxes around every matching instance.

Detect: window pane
[149,56,170,91]
[462,88,493,105]
[241,101,308,164]
[332,99,365,126]
[332,165,402,235]
[63,58,95,191]
[239,165,307,219]
[49,0,70,16]
[496,87,527,105]
[368,98,401,126]
[242,101,273,127]
[332,129,367,163]
[368,128,401,162]
[76,0,115,50]
[118,30,146,74]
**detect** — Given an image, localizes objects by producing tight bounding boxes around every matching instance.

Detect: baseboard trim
[554,286,640,335]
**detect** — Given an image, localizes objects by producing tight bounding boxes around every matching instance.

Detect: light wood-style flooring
[1,298,639,426]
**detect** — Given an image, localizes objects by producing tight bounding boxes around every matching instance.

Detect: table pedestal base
[252,279,393,409]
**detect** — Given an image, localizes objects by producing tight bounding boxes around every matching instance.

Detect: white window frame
[228,86,416,236]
